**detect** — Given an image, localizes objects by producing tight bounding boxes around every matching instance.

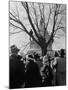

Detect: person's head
[10,45,20,55]
[26,54,34,64]
[34,53,40,61]
[60,49,65,58]
[28,55,34,60]
[55,51,59,57]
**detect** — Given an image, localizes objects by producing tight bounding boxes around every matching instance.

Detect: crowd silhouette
[9,45,66,89]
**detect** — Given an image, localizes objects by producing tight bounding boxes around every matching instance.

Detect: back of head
[55,51,59,57]
[28,55,33,59]
[60,49,65,58]
[34,53,40,60]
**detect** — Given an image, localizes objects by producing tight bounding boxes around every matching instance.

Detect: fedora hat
[10,45,20,53]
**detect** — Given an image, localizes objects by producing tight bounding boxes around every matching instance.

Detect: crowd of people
[9,45,66,89]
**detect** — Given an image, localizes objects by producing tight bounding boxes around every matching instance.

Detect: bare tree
[9,2,66,56]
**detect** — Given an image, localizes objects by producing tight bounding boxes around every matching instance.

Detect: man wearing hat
[9,45,25,89]
[56,48,66,86]
[10,45,20,55]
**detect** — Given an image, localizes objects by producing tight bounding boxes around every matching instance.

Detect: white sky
[10,31,66,51]
[10,1,66,53]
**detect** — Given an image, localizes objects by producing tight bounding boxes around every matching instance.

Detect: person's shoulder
[10,55,15,60]
[55,57,60,60]
[57,57,66,63]
[56,56,59,60]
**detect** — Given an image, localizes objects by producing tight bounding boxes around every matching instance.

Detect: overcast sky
[10,31,66,52]
[9,2,66,53]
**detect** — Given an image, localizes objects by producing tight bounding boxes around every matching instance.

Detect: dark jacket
[25,60,42,88]
[9,54,25,89]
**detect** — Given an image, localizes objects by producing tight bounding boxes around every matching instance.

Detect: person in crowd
[9,45,25,89]
[52,51,59,72]
[42,55,49,65]
[34,53,43,70]
[25,54,42,88]
[53,52,59,65]
[34,53,40,61]
[56,49,66,86]
[51,51,59,86]
[41,54,53,86]
[40,55,48,82]
[42,65,53,86]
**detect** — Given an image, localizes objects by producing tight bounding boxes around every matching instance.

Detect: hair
[60,49,65,58]
[55,52,59,57]
[34,54,40,60]
[28,55,33,59]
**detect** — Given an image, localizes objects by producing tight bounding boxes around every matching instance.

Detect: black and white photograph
[9,0,66,89]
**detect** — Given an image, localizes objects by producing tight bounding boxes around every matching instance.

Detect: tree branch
[44,6,52,39]
[9,22,25,31]
[21,2,41,43]
[10,31,23,35]
[47,4,58,46]
[45,6,51,30]
[54,26,65,36]
[10,12,18,20]
[32,3,40,34]
[10,10,40,46]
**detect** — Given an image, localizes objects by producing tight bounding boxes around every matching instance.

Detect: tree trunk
[41,47,47,56]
